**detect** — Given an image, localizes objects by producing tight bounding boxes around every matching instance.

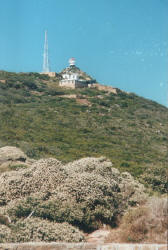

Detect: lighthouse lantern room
[69,57,76,66]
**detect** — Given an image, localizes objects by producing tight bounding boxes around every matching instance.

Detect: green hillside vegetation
[0,70,167,193]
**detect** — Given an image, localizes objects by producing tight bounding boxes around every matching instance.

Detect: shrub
[23,81,37,90]
[120,206,148,242]
[1,157,146,233]
[120,197,167,243]
[141,165,168,193]
[0,218,85,243]
[0,225,11,243]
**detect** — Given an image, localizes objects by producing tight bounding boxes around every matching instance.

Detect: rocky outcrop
[0,146,35,173]
[0,146,27,163]
[89,83,118,94]
[0,214,11,225]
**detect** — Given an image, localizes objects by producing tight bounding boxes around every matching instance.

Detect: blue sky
[0,0,168,106]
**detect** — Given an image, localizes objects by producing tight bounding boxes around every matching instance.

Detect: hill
[0,70,167,193]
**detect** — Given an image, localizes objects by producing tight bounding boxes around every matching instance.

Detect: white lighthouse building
[59,58,88,89]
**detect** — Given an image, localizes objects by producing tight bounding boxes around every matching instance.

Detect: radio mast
[43,30,50,73]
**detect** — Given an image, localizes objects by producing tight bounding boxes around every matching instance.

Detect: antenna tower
[43,30,50,72]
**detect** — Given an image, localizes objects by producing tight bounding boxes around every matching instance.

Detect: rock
[0,214,11,225]
[89,83,118,94]
[0,146,26,164]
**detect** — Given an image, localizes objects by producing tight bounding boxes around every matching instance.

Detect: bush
[0,225,11,243]
[120,197,167,243]
[3,157,146,233]
[0,218,85,243]
[23,81,37,90]
[141,165,168,193]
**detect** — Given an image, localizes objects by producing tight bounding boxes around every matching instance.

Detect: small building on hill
[59,71,88,89]
[59,58,89,89]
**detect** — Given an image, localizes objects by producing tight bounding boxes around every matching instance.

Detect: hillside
[0,70,167,193]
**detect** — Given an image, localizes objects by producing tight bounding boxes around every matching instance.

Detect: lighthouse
[59,58,88,89]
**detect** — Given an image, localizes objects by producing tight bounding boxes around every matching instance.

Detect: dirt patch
[86,229,110,244]
[59,94,77,99]
[76,98,91,106]
[105,228,123,243]
[31,91,44,96]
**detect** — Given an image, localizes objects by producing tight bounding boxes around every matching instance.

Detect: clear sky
[0,0,168,107]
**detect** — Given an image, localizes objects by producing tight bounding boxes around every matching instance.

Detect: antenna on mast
[43,30,50,73]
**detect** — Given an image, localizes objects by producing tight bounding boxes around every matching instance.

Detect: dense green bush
[141,165,168,193]
[2,157,146,233]
[23,81,37,90]
[0,218,85,243]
